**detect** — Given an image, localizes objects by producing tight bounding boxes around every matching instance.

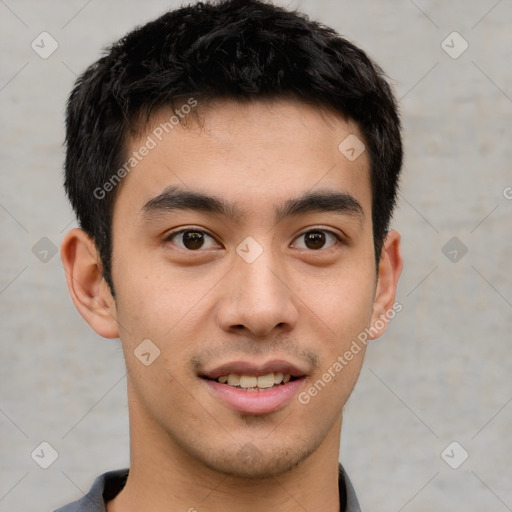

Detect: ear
[369,229,403,340]
[60,228,119,339]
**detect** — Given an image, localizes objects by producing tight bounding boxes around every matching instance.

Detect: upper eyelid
[165,226,341,237]
[165,229,221,251]
[164,226,343,247]
[291,228,342,248]
[295,227,341,237]
[293,227,344,244]
[164,227,217,240]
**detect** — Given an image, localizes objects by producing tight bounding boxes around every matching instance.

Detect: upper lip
[200,359,308,380]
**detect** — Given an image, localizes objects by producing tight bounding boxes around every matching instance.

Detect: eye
[292,229,340,250]
[165,229,220,251]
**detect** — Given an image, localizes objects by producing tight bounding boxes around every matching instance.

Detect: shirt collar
[339,463,362,512]
[55,464,360,511]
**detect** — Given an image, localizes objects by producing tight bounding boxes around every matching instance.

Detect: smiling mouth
[201,363,307,414]
[204,372,302,390]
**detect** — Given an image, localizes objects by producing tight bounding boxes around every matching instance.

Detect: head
[61,0,402,479]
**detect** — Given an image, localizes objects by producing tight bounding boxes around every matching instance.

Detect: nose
[216,249,299,338]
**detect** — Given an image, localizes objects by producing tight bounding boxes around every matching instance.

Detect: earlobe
[369,230,403,340]
[60,228,119,339]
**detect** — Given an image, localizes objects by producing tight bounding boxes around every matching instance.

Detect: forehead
[114,98,372,221]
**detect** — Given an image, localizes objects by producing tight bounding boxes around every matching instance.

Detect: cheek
[300,263,376,337]
[299,278,373,415]
[300,262,376,401]
[112,257,216,358]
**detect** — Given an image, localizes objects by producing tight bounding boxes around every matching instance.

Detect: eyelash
[164,227,343,251]
[164,228,220,250]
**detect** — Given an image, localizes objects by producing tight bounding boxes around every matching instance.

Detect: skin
[61,98,402,512]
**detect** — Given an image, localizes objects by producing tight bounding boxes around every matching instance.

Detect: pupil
[305,231,325,250]
[183,231,204,250]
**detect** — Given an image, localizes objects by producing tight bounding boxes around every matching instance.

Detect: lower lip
[202,378,305,415]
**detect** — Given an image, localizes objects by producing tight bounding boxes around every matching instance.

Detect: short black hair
[64,0,402,295]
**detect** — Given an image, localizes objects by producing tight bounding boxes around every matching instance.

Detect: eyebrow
[139,185,364,224]
[276,190,364,223]
[140,185,238,220]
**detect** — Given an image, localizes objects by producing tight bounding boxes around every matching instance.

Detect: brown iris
[304,230,326,250]
[182,230,205,250]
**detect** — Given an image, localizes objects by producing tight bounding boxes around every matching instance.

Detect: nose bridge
[216,239,298,335]
[235,241,285,305]
[239,249,281,297]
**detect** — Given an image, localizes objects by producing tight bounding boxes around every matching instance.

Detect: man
[57,0,403,510]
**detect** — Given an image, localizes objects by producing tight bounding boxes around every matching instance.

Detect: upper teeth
[217,373,291,389]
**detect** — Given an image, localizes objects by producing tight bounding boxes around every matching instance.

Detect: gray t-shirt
[54,464,361,511]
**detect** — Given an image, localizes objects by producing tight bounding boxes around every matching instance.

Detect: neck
[107,387,343,512]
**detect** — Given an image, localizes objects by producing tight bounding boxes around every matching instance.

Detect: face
[107,99,386,478]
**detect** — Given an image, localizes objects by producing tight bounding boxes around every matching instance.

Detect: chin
[197,442,314,480]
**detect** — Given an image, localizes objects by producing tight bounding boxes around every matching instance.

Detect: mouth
[199,360,307,414]
[204,372,301,390]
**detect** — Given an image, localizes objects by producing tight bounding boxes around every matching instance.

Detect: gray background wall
[1,1,511,511]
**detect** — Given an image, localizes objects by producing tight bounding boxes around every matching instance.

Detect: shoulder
[339,463,361,512]
[53,469,129,512]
